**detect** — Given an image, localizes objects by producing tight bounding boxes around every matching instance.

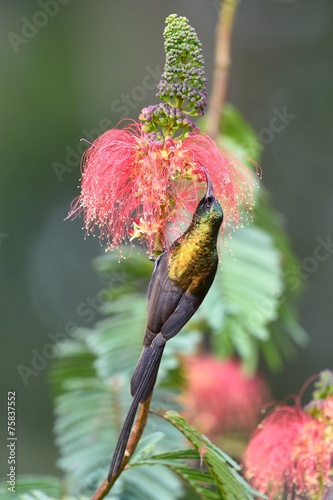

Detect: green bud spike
[157,14,207,116]
[139,14,207,141]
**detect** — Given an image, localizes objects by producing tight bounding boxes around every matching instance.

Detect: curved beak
[202,165,214,199]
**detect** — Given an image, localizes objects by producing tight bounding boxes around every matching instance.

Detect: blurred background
[1,0,333,479]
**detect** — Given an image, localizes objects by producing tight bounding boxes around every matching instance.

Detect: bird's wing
[160,261,218,340]
[144,253,183,343]
[145,252,218,343]
[160,291,202,340]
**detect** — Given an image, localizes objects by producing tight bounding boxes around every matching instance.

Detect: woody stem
[206,0,239,140]
[91,396,152,500]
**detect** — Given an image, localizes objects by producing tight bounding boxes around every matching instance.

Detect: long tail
[130,345,165,401]
[108,345,165,480]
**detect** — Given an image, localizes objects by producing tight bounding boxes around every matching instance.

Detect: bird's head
[194,168,223,228]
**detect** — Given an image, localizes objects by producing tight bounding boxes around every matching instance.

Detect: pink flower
[322,396,333,423]
[293,419,332,498]
[68,122,256,255]
[243,407,309,498]
[182,356,270,438]
[243,403,333,499]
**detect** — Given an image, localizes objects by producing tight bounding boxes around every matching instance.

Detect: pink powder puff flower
[182,356,270,439]
[243,403,333,499]
[68,122,256,256]
[292,418,332,498]
[322,396,333,423]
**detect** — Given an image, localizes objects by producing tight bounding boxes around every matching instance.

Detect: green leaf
[133,411,267,500]
[133,449,220,499]
[190,225,284,371]
[221,104,262,164]
[202,104,308,370]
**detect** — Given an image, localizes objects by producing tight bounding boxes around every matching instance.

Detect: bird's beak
[203,167,214,199]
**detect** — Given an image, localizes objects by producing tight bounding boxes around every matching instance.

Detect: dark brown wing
[161,260,217,340]
[160,292,203,340]
[144,252,184,345]
[144,252,218,344]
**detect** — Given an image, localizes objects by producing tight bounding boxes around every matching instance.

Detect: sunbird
[108,171,223,480]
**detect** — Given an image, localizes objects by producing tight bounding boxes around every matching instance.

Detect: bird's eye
[205,196,213,208]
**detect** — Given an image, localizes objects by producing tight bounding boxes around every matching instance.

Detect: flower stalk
[206,0,240,140]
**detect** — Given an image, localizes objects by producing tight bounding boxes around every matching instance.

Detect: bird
[108,170,223,480]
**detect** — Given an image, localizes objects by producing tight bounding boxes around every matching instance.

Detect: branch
[206,0,239,140]
[91,396,152,500]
